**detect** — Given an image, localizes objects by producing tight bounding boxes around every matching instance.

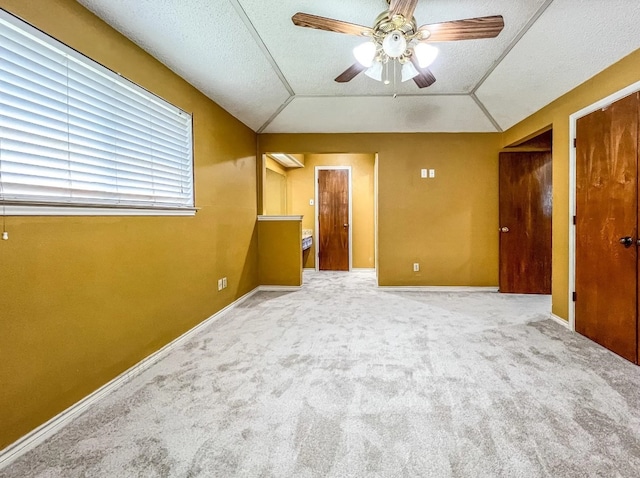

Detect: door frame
[568,79,640,332]
[314,166,353,272]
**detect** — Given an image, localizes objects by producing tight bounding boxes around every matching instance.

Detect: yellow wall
[258,219,302,286]
[265,169,287,215]
[285,154,375,269]
[265,156,288,176]
[0,0,258,448]
[502,49,640,320]
[259,134,501,286]
[264,156,289,215]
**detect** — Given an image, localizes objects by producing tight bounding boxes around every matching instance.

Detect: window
[0,10,194,215]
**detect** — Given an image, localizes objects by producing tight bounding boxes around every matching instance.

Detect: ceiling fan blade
[410,56,436,88]
[389,0,419,19]
[292,12,373,36]
[413,69,436,88]
[335,63,367,83]
[418,15,504,42]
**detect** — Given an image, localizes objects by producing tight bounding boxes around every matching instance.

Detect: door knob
[619,236,634,248]
[499,227,509,233]
[343,224,349,228]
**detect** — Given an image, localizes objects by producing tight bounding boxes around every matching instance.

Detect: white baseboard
[0,287,260,470]
[378,286,499,292]
[302,268,376,272]
[550,313,571,329]
[257,285,302,291]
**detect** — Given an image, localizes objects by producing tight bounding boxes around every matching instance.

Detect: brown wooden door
[575,92,639,363]
[318,169,349,271]
[498,152,553,294]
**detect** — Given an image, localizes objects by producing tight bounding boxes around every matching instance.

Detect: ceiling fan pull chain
[393,60,398,98]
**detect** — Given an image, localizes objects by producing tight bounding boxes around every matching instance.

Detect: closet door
[498,151,552,294]
[575,92,639,363]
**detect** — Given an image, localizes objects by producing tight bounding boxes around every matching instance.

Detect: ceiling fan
[292,0,504,88]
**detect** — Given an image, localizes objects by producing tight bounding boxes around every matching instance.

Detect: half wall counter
[257,215,304,287]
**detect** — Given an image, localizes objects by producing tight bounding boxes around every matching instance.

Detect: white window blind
[0,11,194,211]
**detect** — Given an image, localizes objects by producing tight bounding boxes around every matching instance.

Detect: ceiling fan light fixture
[364,61,383,81]
[414,42,439,68]
[382,30,407,58]
[353,41,377,67]
[401,61,419,82]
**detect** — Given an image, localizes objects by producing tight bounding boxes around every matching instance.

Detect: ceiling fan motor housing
[373,11,416,35]
[382,30,407,58]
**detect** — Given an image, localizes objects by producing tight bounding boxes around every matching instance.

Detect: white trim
[257,215,303,222]
[261,155,268,215]
[0,287,260,469]
[314,166,353,272]
[374,153,379,283]
[353,268,376,271]
[550,313,571,329]
[568,79,640,333]
[257,285,302,291]
[1,205,197,216]
[378,286,499,292]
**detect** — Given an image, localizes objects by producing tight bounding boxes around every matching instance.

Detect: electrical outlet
[222,277,227,288]
[429,169,435,178]
[421,169,427,178]
[217,279,223,291]
[413,263,420,272]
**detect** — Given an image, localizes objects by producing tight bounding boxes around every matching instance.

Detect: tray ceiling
[76,0,640,133]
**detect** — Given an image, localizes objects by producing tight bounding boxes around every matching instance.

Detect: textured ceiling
[76,0,640,133]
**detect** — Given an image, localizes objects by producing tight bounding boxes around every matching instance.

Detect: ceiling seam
[471,93,503,132]
[257,96,295,134]
[294,93,470,98]
[471,0,555,95]
[228,0,295,97]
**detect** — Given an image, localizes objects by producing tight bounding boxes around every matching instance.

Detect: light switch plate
[309,199,314,206]
[429,169,435,178]
[421,169,427,178]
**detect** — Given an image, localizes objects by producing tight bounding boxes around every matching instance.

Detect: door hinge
[573,215,576,225]
[573,138,577,148]
[572,291,577,302]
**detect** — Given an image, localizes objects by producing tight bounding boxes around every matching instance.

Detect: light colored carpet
[3,271,640,477]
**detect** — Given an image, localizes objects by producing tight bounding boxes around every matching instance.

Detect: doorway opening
[261,152,377,274]
[498,128,553,294]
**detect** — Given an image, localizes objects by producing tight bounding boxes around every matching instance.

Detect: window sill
[1,205,198,217]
